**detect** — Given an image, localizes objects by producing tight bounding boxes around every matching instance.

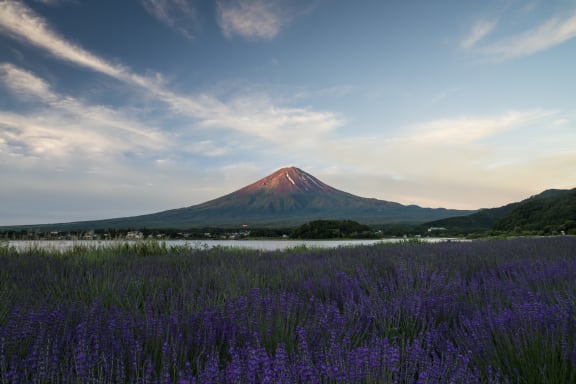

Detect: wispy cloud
[316,109,571,209]
[0,62,55,102]
[460,19,498,49]
[141,0,199,39]
[0,1,162,89]
[189,93,343,143]
[0,1,340,144]
[0,64,167,160]
[462,8,576,61]
[216,0,291,40]
[408,109,555,144]
[185,140,229,157]
[481,12,576,60]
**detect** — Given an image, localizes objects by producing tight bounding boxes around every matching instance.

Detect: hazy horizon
[1,1,575,225]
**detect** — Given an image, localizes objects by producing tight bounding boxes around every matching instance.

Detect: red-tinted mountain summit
[238,167,339,195]
[188,166,402,218]
[5,167,476,229]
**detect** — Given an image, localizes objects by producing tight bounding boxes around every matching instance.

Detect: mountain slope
[2,167,475,230]
[425,188,575,234]
[493,189,576,233]
[423,203,521,232]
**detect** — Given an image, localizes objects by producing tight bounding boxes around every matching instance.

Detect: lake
[6,238,465,252]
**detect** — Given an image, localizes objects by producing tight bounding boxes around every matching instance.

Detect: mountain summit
[188,166,406,220]
[3,167,476,229]
[239,167,337,195]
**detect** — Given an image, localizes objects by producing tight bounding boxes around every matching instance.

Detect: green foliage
[423,188,576,236]
[494,190,576,234]
[424,203,520,233]
[290,219,376,239]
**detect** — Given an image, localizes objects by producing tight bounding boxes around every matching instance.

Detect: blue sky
[1,0,575,225]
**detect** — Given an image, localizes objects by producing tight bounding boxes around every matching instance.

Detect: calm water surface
[7,238,463,252]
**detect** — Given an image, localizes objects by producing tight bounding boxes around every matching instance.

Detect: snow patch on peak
[305,174,322,188]
[285,173,296,185]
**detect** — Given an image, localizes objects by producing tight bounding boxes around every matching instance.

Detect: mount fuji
[5,167,475,229]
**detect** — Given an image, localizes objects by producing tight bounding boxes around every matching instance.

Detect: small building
[126,231,144,240]
[83,230,96,240]
[427,227,447,233]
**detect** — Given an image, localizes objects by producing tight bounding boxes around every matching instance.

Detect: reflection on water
[6,238,464,252]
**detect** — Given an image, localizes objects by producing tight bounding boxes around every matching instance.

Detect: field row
[1,237,575,383]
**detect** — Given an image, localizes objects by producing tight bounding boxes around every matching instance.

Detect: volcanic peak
[0,166,480,229]
[238,166,337,195]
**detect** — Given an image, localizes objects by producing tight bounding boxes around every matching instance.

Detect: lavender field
[1,237,575,383]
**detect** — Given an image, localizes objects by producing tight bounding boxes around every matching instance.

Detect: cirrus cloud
[482,12,576,60]
[0,1,340,145]
[0,64,168,160]
[216,0,307,40]
[460,18,498,49]
[141,0,199,39]
[462,8,576,61]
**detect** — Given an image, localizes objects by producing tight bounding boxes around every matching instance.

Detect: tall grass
[1,237,575,383]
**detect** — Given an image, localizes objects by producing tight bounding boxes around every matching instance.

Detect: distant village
[1,225,450,241]
[1,228,255,241]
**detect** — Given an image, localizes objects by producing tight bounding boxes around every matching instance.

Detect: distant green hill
[493,189,576,234]
[423,203,519,232]
[424,189,575,235]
